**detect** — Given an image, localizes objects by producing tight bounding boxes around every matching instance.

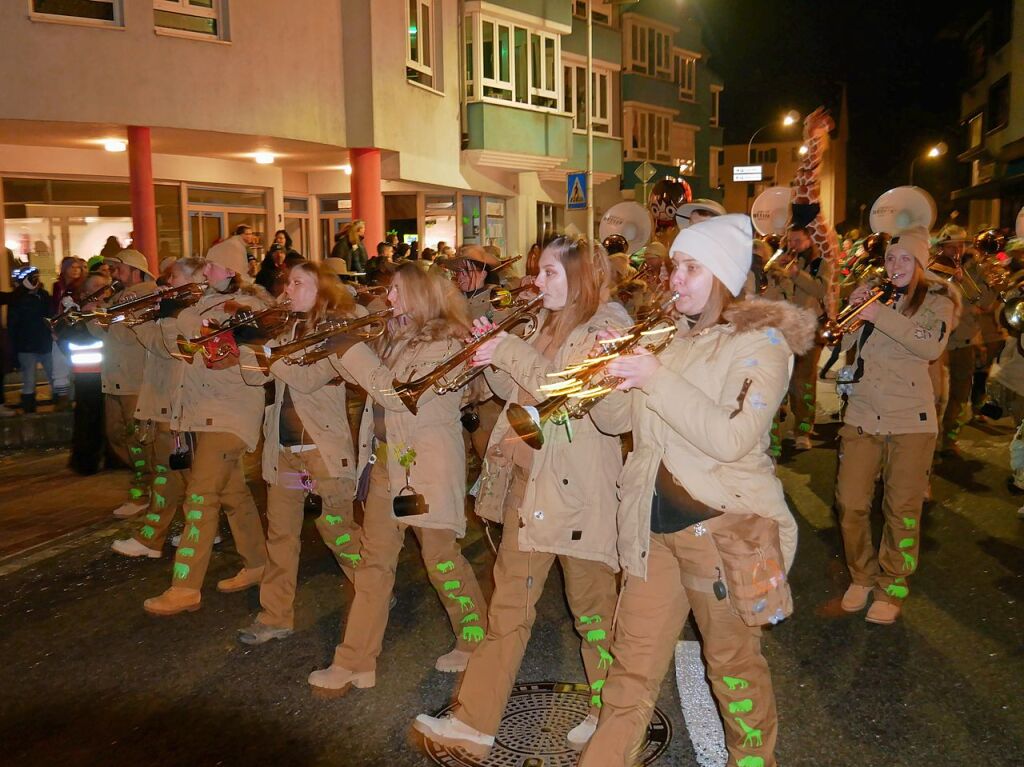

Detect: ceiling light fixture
[103,139,127,153]
[254,151,275,165]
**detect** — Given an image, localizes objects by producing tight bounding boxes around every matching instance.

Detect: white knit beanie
[887,224,931,268]
[670,214,753,296]
[206,237,248,276]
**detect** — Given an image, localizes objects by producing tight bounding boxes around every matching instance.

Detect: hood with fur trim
[723,297,818,356]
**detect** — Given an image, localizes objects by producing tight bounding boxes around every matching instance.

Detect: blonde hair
[347,219,365,245]
[291,261,357,326]
[384,262,471,347]
[538,236,605,349]
[171,257,206,283]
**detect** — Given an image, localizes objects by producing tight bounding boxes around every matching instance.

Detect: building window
[625,17,673,79]
[625,107,671,163]
[965,24,987,85]
[563,62,612,134]
[710,86,721,127]
[988,75,1011,133]
[709,147,723,189]
[966,112,984,150]
[153,0,226,39]
[572,0,611,25]
[31,0,121,25]
[675,53,697,101]
[407,0,434,88]
[465,13,563,114]
[754,148,777,163]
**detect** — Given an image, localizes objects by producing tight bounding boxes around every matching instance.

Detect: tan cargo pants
[941,346,975,448]
[580,526,777,767]
[258,447,360,630]
[105,393,154,502]
[331,462,486,672]
[132,424,188,550]
[788,344,821,436]
[836,426,935,604]
[166,431,267,590]
[455,468,620,737]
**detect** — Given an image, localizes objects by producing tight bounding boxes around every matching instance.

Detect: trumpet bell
[506,403,545,450]
[1001,296,1024,335]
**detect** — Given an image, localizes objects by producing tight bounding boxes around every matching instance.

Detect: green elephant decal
[898,537,915,549]
[145,513,161,523]
[597,646,614,670]
[443,579,462,592]
[186,524,200,543]
[585,629,607,643]
[324,514,342,526]
[579,615,602,625]
[901,551,917,572]
[460,612,480,624]
[140,525,155,540]
[133,460,146,469]
[723,676,749,691]
[462,625,485,642]
[186,510,202,522]
[728,698,754,714]
[737,757,764,767]
[902,517,916,529]
[334,533,351,547]
[436,560,455,574]
[179,547,195,558]
[173,562,190,580]
[734,718,763,747]
[886,584,909,599]
[448,594,474,612]
[590,678,605,707]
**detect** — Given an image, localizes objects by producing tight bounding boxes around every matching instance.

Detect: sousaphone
[599,202,653,255]
[869,186,937,235]
[750,186,791,236]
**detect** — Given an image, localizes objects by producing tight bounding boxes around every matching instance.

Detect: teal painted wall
[466,102,573,159]
[567,135,623,175]
[563,17,622,65]
[486,0,572,28]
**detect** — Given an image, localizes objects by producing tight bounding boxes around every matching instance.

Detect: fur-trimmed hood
[723,297,818,356]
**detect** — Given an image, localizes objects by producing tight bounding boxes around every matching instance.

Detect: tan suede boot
[216,566,265,593]
[144,587,201,616]
[307,665,376,699]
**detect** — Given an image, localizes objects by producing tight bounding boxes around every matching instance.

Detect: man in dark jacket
[8,266,54,413]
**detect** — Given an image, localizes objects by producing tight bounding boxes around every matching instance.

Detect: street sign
[635,161,656,184]
[567,172,587,210]
[733,165,763,182]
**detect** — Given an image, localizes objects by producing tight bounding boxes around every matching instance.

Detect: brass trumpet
[816,281,895,347]
[255,308,393,371]
[392,294,545,414]
[506,292,680,450]
[49,280,123,330]
[176,297,294,364]
[490,283,537,309]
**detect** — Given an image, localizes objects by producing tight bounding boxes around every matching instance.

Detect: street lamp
[909,141,948,185]
[747,110,801,163]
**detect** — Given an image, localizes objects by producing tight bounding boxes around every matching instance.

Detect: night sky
[688,0,983,229]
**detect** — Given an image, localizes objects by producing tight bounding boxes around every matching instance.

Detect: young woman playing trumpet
[835,225,957,625]
[413,236,631,757]
[306,262,488,695]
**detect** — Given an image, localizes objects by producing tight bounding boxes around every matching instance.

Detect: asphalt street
[0,418,1021,767]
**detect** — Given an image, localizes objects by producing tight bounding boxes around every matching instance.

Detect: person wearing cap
[414,237,630,757]
[142,238,269,616]
[674,198,727,230]
[565,215,810,767]
[835,225,957,625]
[89,249,159,517]
[8,265,55,413]
[448,244,499,321]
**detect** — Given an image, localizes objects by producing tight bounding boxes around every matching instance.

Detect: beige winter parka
[132,320,184,423]
[88,280,159,396]
[473,301,632,571]
[333,320,470,536]
[592,298,817,579]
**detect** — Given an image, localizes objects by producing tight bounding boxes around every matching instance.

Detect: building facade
[952,0,1024,234]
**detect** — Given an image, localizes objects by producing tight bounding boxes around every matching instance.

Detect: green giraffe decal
[435,560,455,574]
[186,510,202,521]
[448,594,474,612]
[579,614,602,625]
[734,718,763,747]
[460,612,480,625]
[443,580,462,592]
[153,476,168,486]
[145,513,161,523]
[902,517,916,529]
[339,552,362,566]
[737,757,765,767]
[585,629,607,643]
[597,646,614,670]
[130,487,144,499]
[723,676,750,691]
[886,584,909,599]
[173,562,190,580]
[179,547,195,558]
[186,524,200,543]
[728,698,754,714]
[154,493,166,510]
[324,514,342,526]
[898,537,915,549]
[334,533,351,547]
[462,626,485,642]
[141,525,155,540]
[189,493,204,504]
[590,678,605,708]
[901,551,917,572]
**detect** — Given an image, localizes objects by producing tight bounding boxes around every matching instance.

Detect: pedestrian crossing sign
[567,172,587,210]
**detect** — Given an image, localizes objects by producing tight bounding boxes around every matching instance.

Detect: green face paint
[579,614,602,625]
[443,579,462,592]
[173,562,190,580]
[334,533,350,547]
[460,612,480,625]
[186,524,200,543]
[728,699,754,714]
[723,676,750,691]
[886,584,909,599]
[898,537,915,549]
[435,560,455,574]
[585,629,607,643]
[145,513,161,523]
[186,510,202,521]
[734,717,763,747]
[461,625,485,642]
[324,514,342,526]
[178,547,195,558]
[140,525,155,540]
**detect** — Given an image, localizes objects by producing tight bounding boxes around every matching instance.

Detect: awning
[951,172,1024,201]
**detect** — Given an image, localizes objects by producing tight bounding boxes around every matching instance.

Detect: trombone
[392,294,545,414]
[49,280,123,330]
[255,308,393,371]
[928,254,982,303]
[176,297,294,364]
[490,283,537,309]
[507,292,680,450]
[816,281,896,347]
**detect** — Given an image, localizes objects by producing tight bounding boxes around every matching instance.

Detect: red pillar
[127,126,159,275]
[350,148,384,247]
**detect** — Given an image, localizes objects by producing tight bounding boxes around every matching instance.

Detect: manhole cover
[421,680,671,766]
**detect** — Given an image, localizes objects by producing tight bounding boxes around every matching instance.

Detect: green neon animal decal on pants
[133,460,146,469]
[155,464,167,474]
[460,612,480,624]
[898,537,915,549]
[141,525,155,540]
[153,476,167,486]
[579,614,602,625]
[737,757,765,767]
[586,629,607,643]
[130,446,142,455]
[145,513,161,523]
[448,594,474,612]
[597,646,614,670]
[901,551,917,572]
[886,584,909,599]
[339,552,361,565]
[173,562,190,580]
[443,579,461,592]
[734,718,763,747]
[334,533,351,547]
[189,493,204,504]
[179,547,195,558]
[186,510,202,521]
[435,560,455,573]
[728,698,754,714]
[590,678,605,708]
[462,625,485,642]
[154,493,166,510]
[902,517,916,529]
[186,524,200,543]
[324,514,342,526]
[723,676,749,690]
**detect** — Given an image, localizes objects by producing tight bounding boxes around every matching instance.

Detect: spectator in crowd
[52,257,86,312]
[100,236,123,259]
[8,266,55,413]
[338,220,368,275]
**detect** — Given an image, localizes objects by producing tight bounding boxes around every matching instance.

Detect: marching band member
[450,244,500,320]
[306,263,487,694]
[89,249,158,518]
[111,257,205,558]
[577,215,811,767]
[142,239,269,616]
[414,237,629,756]
[235,262,365,645]
[836,225,956,625]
